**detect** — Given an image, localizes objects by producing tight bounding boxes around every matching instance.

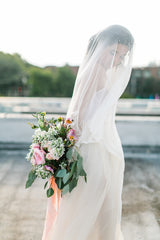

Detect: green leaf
[77,153,82,161]
[44,181,48,189]
[63,172,70,184]
[62,184,69,196]
[69,178,78,192]
[47,187,54,197]
[25,169,37,188]
[80,168,87,177]
[27,122,39,129]
[79,168,87,183]
[77,155,83,176]
[68,161,77,179]
[72,149,78,159]
[84,175,87,183]
[56,169,66,178]
[58,177,62,188]
[60,126,65,132]
[66,148,72,160]
[77,154,87,182]
[55,177,62,189]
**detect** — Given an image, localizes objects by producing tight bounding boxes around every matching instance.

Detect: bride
[42,24,134,240]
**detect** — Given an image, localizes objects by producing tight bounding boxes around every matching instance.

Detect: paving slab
[0,150,159,240]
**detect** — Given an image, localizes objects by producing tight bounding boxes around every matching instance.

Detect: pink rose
[33,148,46,165]
[32,143,40,149]
[44,165,54,173]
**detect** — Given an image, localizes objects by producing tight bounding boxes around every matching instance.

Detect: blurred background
[0,0,160,239]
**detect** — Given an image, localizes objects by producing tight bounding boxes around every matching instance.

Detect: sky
[0,0,160,68]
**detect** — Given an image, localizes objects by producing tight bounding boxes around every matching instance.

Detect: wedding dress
[42,24,135,240]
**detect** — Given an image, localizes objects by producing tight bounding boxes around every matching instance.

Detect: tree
[0,52,28,96]
[27,67,56,97]
[53,65,76,97]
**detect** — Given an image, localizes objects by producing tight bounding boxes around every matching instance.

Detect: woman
[42,24,135,240]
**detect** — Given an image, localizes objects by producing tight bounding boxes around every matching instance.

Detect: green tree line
[0,52,76,97]
[0,51,160,98]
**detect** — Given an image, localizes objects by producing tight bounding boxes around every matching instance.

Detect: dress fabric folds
[42,113,125,240]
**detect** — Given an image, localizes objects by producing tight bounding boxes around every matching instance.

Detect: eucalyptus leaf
[77,155,83,175]
[69,161,77,178]
[69,178,78,192]
[77,153,82,161]
[47,187,54,197]
[25,170,37,188]
[84,175,87,183]
[62,184,69,196]
[58,177,62,189]
[56,169,67,178]
[55,177,62,189]
[63,172,70,184]
[80,168,87,176]
[72,149,78,159]
[44,181,48,189]
[66,148,72,160]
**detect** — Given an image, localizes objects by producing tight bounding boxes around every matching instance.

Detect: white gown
[42,24,134,240]
[42,102,125,240]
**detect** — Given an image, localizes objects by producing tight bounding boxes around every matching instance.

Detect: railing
[0,97,160,116]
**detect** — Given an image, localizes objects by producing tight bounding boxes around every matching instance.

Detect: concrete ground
[0,150,159,240]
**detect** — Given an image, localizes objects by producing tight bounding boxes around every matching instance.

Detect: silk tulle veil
[42,24,135,240]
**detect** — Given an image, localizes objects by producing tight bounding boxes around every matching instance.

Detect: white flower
[34,165,52,179]
[32,128,47,143]
[48,137,65,160]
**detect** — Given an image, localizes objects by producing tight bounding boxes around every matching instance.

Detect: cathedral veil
[66,25,135,158]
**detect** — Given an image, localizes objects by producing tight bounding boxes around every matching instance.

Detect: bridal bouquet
[25,112,87,198]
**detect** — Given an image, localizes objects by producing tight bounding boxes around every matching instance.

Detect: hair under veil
[66,24,135,159]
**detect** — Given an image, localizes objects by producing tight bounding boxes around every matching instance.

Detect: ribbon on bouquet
[42,175,62,240]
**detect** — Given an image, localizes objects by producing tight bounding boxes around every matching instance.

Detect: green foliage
[66,148,73,160]
[121,92,134,98]
[53,151,87,197]
[47,187,54,197]
[0,52,28,85]
[56,169,67,178]
[27,64,76,97]
[44,181,48,189]
[0,52,76,97]
[27,67,56,97]
[52,65,76,97]
[25,169,37,188]
[135,77,160,98]
[69,178,78,192]
[62,184,70,195]
[1,50,160,98]
[63,172,70,184]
